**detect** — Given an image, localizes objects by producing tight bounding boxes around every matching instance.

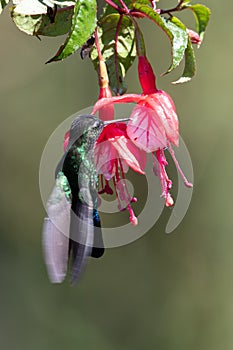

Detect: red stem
[56,5,74,13]
[104,0,123,12]
[114,15,123,95]
[130,10,147,18]
[118,0,129,13]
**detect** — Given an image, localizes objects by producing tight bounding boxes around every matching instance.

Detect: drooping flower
[93,56,179,149]
[94,59,148,225]
[92,55,192,206]
[95,121,146,226]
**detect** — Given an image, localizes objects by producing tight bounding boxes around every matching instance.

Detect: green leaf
[0,0,10,14]
[37,7,73,36]
[127,0,151,7]
[186,3,210,41]
[170,17,196,84]
[47,0,97,62]
[11,7,73,36]
[11,11,42,35]
[132,4,188,74]
[173,38,196,84]
[90,14,136,95]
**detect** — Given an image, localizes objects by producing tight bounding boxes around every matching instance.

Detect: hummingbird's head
[68,115,104,147]
[67,115,130,150]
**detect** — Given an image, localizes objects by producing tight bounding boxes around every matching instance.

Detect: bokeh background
[0,1,232,349]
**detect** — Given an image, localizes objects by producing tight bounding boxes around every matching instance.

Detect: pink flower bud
[138,56,157,94]
[186,29,202,47]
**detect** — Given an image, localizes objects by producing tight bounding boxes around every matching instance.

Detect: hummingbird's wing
[42,218,69,283]
[42,173,71,283]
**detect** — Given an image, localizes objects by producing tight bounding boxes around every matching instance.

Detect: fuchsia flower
[95,122,146,225]
[93,55,192,208]
[64,60,147,225]
[65,55,192,224]
[94,60,146,225]
[93,56,179,149]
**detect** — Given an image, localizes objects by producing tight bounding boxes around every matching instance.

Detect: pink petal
[92,94,144,115]
[111,136,146,174]
[98,104,115,122]
[94,141,117,180]
[147,91,179,147]
[127,105,167,153]
[120,160,129,174]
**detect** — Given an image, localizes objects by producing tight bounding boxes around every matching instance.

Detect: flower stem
[118,0,130,14]
[95,28,103,61]
[115,15,123,95]
[104,0,122,12]
[159,0,185,15]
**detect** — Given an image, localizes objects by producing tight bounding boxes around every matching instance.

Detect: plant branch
[118,0,130,14]
[56,5,74,13]
[159,0,185,15]
[95,28,103,61]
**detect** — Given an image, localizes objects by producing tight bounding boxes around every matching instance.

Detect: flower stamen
[98,176,114,195]
[167,142,193,188]
[98,158,138,225]
[155,149,174,207]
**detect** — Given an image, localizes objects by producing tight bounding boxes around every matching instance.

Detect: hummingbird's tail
[91,209,105,258]
[69,200,104,285]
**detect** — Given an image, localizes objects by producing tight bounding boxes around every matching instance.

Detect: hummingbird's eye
[92,120,101,129]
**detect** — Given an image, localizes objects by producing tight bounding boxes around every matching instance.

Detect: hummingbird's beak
[104,118,130,125]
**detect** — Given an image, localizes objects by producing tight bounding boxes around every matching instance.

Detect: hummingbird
[42,114,128,285]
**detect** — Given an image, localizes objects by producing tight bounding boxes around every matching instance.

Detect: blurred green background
[0,1,233,349]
